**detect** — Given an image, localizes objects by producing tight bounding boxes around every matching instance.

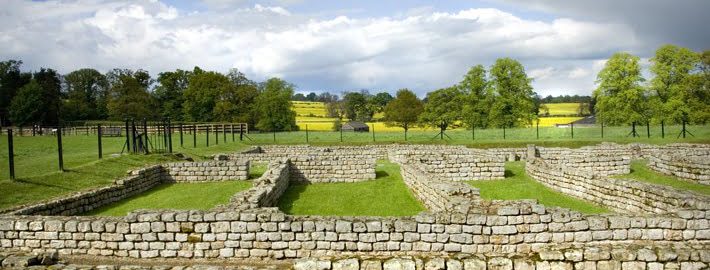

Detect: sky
[2,0,709,97]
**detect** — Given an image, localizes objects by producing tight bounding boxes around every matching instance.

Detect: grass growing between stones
[249,162,269,179]
[467,162,608,214]
[85,181,252,216]
[277,160,425,216]
[617,160,710,196]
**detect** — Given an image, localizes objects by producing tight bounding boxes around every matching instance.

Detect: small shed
[342,121,370,132]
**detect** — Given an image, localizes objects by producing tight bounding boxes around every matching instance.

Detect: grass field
[542,103,583,116]
[467,162,608,214]
[277,160,425,216]
[85,181,252,216]
[616,160,710,195]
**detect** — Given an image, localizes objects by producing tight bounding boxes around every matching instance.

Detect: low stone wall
[391,150,505,181]
[288,156,376,183]
[649,153,710,185]
[526,158,710,214]
[6,166,166,216]
[1,204,708,260]
[227,160,290,210]
[164,160,249,182]
[399,164,480,213]
[536,148,631,176]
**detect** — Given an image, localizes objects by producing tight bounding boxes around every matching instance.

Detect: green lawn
[467,162,608,214]
[249,162,268,179]
[616,160,710,196]
[85,181,252,216]
[278,160,425,216]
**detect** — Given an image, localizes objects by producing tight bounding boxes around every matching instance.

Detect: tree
[686,50,710,123]
[33,68,62,125]
[254,77,297,131]
[216,69,259,125]
[63,68,108,120]
[106,69,156,120]
[487,58,536,127]
[292,93,306,101]
[8,80,44,126]
[419,87,463,139]
[182,69,230,122]
[343,91,373,121]
[383,89,423,140]
[153,69,191,120]
[0,60,31,126]
[459,65,492,128]
[371,92,394,113]
[593,52,648,125]
[649,45,700,124]
[306,92,317,101]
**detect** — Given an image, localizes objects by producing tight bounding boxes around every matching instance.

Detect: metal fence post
[240,124,244,141]
[223,124,226,143]
[8,129,15,180]
[601,121,604,138]
[206,125,210,147]
[125,120,131,152]
[142,119,149,154]
[98,124,102,159]
[231,124,235,142]
[661,121,665,138]
[571,123,574,139]
[179,124,183,147]
[215,125,219,145]
[167,118,173,153]
[503,126,506,140]
[646,121,650,138]
[193,125,197,148]
[57,126,64,172]
[306,124,309,143]
[536,122,539,139]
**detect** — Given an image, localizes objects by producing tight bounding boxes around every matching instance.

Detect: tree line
[1,44,706,133]
[0,64,296,132]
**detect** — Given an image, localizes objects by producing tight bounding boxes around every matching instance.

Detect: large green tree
[218,69,259,125]
[106,69,156,120]
[419,87,463,139]
[8,80,44,126]
[593,52,648,125]
[254,77,297,131]
[154,69,191,121]
[34,68,62,125]
[686,50,710,123]
[182,69,230,122]
[383,89,423,140]
[459,64,493,128]
[649,45,699,124]
[487,58,536,128]
[0,60,31,126]
[343,91,375,121]
[63,68,108,120]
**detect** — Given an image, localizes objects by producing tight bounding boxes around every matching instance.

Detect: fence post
[372,124,375,142]
[57,126,64,172]
[193,125,197,148]
[142,119,149,154]
[206,125,210,147]
[231,124,235,142]
[240,124,244,141]
[273,131,276,143]
[340,126,343,143]
[179,124,183,147]
[646,121,650,138]
[601,121,604,138]
[167,118,173,153]
[571,123,574,139]
[131,119,137,153]
[97,124,102,159]
[306,124,309,143]
[215,125,219,145]
[503,126,506,140]
[536,122,539,139]
[223,124,226,143]
[124,120,131,153]
[8,129,15,180]
[661,121,665,138]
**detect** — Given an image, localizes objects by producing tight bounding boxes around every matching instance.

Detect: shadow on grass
[277,182,307,214]
[504,169,516,178]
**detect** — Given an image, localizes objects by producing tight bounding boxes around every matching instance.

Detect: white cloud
[0,0,644,96]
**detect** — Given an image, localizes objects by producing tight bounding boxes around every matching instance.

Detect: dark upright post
[57,126,64,172]
[682,120,686,138]
[179,124,183,147]
[240,124,244,141]
[8,129,15,180]
[142,119,149,154]
[340,126,343,143]
[273,130,276,143]
[601,121,604,138]
[131,119,137,153]
[97,124,102,159]
[193,125,197,148]
[536,122,539,139]
[372,124,375,142]
[167,118,173,153]
[646,121,650,138]
[661,121,665,138]
[306,124,309,143]
[231,124,235,142]
[124,120,131,152]
[206,125,210,147]
[222,124,226,143]
[215,125,219,145]
[503,126,506,140]
[571,123,574,139]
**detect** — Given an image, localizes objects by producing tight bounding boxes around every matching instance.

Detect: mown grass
[278,160,425,216]
[84,181,252,216]
[467,162,608,214]
[616,160,710,195]
[249,162,268,179]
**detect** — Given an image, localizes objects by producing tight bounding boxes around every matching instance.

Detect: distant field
[542,103,583,116]
[293,101,584,131]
